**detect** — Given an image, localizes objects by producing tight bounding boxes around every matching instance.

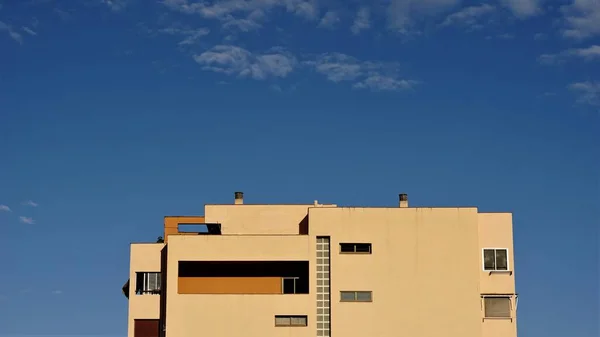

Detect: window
[483,248,508,271]
[340,243,372,254]
[275,315,308,327]
[135,272,161,295]
[282,277,300,294]
[340,291,372,302]
[484,297,511,318]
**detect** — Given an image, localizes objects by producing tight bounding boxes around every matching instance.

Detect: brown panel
[163,216,205,242]
[178,277,283,294]
[134,319,159,337]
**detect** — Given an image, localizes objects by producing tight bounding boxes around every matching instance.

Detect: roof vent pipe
[399,193,408,208]
[234,191,244,205]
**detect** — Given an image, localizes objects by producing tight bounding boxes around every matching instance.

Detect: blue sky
[0,0,598,336]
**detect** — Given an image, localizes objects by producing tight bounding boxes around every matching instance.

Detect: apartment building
[122,192,518,337]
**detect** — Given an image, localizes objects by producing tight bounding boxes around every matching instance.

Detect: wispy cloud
[307,53,419,92]
[0,205,11,212]
[318,11,340,29]
[440,4,495,29]
[386,0,459,34]
[19,216,35,224]
[561,0,600,40]
[163,0,319,33]
[52,290,63,295]
[22,26,37,36]
[351,7,370,34]
[0,20,24,44]
[193,45,297,80]
[22,200,38,207]
[568,81,600,107]
[538,45,600,65]
[102,0,128,12]
[500,0,542,18]
[159,26,210,45]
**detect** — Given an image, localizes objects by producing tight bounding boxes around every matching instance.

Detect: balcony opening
[177,223,222,235]
[178,261,309,294]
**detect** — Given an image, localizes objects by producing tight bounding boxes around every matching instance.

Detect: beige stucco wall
[165,235,313,337]
[205,204,317,235]
[128,243,163,337]
[478,213,517,337]
[128,203,517,337]
[309,207,483,337]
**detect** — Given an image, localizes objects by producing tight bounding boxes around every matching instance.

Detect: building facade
[123,192,518,337]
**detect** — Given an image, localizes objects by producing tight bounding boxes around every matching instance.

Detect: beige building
[122,192,518,337]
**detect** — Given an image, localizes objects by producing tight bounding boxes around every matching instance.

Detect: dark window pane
[356,291,372,301]
[340,291,356,301]
[355,244,371,253]
[496,250,508,270]
[283,278,296,294]
[340,244,355,253]
[483,249,496,270]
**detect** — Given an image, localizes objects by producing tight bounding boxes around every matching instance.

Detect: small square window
[484,297,511,318]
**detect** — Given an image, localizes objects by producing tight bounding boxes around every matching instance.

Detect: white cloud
[102,0,128,12]
[561,0,600,40]
[501,0,542,18]
[568,81,600,107]
[387,0,459,34]
[318,11,340,29]
[22,27,37,36]
[22,200,38,207]
[163,0,319,32]
[440,4,495,28]
[351,7,370,34]
[19,216,35,224]
[0,20,23,44]
[194,45,297,80]
[539,45,600,65]
[353,75,418,91]
[52,290,63,295]
[0,205,10,212]
[307,53,418,92]
[159,26,210,45]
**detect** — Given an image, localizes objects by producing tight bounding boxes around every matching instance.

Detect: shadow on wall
[299,215,308,235]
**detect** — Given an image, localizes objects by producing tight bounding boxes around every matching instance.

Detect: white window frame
[482,248,510,272]
[137,272,161,295]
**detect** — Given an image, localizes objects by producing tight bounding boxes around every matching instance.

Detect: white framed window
[135,272,161,295]
[483,248,509,271]
[275,315,308,327]
[483,296,512,318]
[340,291,372,302]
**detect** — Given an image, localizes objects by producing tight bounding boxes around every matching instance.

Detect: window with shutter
[484,297,511,318]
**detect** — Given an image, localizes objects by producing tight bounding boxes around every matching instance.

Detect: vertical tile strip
[316,237,331,337]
